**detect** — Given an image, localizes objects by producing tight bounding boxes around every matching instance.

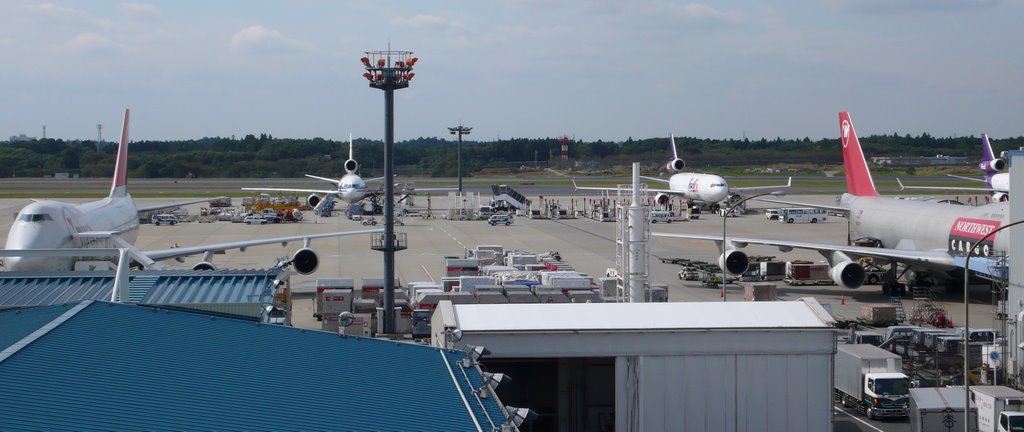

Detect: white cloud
[834,0,999,13]
[117,3,162,16]
[27,2,79,15]
[228,25,307,53]
[65,32,119,52]
[391,14,462,30]
[665,3,744,25]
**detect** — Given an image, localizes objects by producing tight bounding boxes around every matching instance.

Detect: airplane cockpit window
[17,214,54,222]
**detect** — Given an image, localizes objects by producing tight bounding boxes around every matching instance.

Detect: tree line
[1,132,1021,178]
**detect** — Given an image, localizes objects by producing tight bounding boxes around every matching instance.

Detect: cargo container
[758,261,786,281]
[834,344,910,419]
[908,387,977,432]
[860,305,900,326]
[314,278,354,320]
[784,261,833,285]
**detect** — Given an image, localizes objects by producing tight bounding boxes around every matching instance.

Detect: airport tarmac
[3,193,994,432]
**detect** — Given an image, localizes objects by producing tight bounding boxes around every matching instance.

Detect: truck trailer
[971,386,1024,432]
[834,344,910,419]
[909,387,977,432]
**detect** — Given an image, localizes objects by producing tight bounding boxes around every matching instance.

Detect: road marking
[834,406,884,432]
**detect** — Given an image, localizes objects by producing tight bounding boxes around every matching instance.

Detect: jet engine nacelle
[193,261,217,271]
[718,249,749,276]
[666,158,686,173]
[993,192,1009,202]
[292,248,319,275]
[980,158,1007,173]
[829,260,865,289]
[655,193,671,206]
[344,159,359,174]
[307,194,321,208]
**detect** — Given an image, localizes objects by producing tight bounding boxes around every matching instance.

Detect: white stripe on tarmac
[834,407,885,432]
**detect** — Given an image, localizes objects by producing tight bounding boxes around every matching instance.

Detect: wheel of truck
[666,220,672,223]
[867,274,880,285]
[787,218,794,223]
[811,218,818,223]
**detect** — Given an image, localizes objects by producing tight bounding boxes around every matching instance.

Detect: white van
[765,209,780,220]
[649,210,674,223]
[151,214,178,226]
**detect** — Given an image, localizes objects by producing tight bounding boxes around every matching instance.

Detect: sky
[0,0,1021,142]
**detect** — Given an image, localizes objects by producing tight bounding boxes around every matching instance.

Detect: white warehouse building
[432,298,836,431]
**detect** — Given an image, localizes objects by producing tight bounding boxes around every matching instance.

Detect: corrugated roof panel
[0,304,75,350]
[0,274,113,307]
[0,301,500,431]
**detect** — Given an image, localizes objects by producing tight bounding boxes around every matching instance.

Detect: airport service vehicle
[649,210,674,223]
[244,215,268,225]
[677,266,700,281]
[261,209,282,223]
[850,331,884,346]
[654,112,1014,293]
[779,207,827,224]
[488,214,513,226]
[834,344,910,419]
[573,134,790,205]
[765,209,780,220]
[2,109,382,274]
[151,214,178,226]
[972,386,1024,432]
[908,387,978,432]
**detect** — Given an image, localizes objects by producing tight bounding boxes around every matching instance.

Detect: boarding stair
[491,185,532,211]
[889,296,906,323]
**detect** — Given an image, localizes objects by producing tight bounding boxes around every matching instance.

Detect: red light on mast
[360,57,371,67]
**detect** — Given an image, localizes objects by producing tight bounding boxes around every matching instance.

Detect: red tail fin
[839,112,878,196]
[109,108,130,198]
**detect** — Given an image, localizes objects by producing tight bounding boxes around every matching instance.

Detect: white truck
[909,387,977,432]
[834,344,910,419]
[971,386,1024,432]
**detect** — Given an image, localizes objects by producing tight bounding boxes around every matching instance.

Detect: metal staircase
[889,295,906,323]
[491,184,531,210]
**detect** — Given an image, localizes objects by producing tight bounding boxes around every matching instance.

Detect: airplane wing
[947,174,987,183]
[242,187,337,195]
[306,174,341,184]
[363,176,386,183]
[729,177,791,196]
[640,176,670,184]
[896,178,997,193]
[137,197,229,213]
[141,228,383,262]
[571,178,677,195]
[652,232,956,271]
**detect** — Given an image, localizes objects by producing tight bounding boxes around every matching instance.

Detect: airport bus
[779,207,827,224]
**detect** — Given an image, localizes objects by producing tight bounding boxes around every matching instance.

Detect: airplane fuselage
[845,194,1008,259]
[337,173,368,204]
[990,172,1009,192]
[4,196,139,271]
[667,173,729,202]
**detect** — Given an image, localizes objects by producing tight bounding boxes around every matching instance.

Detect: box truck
[909,387,977,432]
[971,386,1024,432]
[834,344,910,419]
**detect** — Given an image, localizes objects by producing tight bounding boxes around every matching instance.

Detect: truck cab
[864,372,911,419]
[997,412,1024,432]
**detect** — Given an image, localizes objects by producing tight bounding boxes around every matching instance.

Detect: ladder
[889,295,906,323]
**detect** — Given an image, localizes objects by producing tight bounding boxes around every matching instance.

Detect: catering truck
[909,387,977,432]
[834,344,910,419]
[971,386,1024,432]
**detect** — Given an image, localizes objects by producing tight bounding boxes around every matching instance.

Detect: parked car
[151,214,178,226]
[243,214,268,225]
[488,214,513,226]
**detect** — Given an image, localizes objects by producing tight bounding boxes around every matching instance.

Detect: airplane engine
[192,261,217,271]
[993,192,1009,202]
[666,158,686,173]
[718,249,749,276]
[307,194,321,208]
[829,260,865,289]
[980,158,1007,173]
[292,248,319,275]
[344,159,359,174]
[655,193,671,206]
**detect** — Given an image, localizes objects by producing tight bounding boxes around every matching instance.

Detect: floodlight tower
[448,124,471,194]
[362,50,416,334]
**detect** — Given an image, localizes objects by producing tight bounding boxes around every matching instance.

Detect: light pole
[964,219,1022,432]
[721,191,783,301]
[362,50,416,334]
[448,124,471,194]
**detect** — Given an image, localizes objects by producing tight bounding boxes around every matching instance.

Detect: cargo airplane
[897,133,1010,202]
[572,134,790,205]
[2,109,381,273]
[654,112,1010,292]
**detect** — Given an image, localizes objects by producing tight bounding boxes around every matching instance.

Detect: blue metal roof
[0,304,74,350]
[0,301,507,431]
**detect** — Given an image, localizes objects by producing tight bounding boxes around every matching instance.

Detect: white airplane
[654,112,1010,293]
[897,133,1010,202]
[572,134,790,205]
[3,109,381,273]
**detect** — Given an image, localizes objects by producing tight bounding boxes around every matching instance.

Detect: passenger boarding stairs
[491,185,531,211]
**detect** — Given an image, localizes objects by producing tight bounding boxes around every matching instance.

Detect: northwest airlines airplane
[898,133,1010,202]
[655,112,1010,292]
[573,134,790,205]
[2,109,381,273]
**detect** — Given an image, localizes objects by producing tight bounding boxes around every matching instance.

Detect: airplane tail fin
[981,133,995,163]
[348,133,354,161]
[670,134,679,160]
[838,112,878,197]
[109,108,130,198]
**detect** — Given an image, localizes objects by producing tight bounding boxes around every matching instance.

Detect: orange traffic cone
[841,295,845,305]
[720,289,724,298]
[949,319,954,328]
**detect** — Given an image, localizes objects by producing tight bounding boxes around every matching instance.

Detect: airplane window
[17,214,53,222]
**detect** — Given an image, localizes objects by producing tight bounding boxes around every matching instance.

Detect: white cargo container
[457,276,497,294]
[314,278,354,320]
[971,386,1024,432]
[909,387,977,432]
